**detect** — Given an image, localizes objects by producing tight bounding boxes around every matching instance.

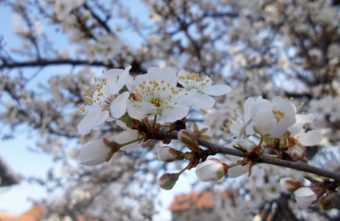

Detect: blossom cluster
[76,66,230,165]
[75,66,335,210]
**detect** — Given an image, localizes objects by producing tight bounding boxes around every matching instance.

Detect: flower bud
[280,177,303,193]
[288,145,305,160]
[76,138,119,166]
[293,187,317,208]
[177,129,200,152]
[157,146,183,162]
[235,139,257,152]
[158,173,179,190]
[195,158,228,182]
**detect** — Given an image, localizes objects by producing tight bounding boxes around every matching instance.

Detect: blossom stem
[119,139,140,147]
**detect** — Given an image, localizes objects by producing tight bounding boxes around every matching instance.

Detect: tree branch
[0,58,112,69]
[155,131,340,182]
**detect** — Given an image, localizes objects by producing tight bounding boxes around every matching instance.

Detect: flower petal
[116,66,131,92]
[202,84,231,96]
[298,130,322,146]
[114,129,139,152]
[77,107,109,135]
[294,187,317,208]
[127,101,155,120]
[187,91,216,109]
[76,139,111,166]
[159,105,189,123]
[227,164,249,178]
[110,91,129,119]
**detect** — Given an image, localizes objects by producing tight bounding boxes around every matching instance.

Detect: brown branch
[155,131,340,182]
[0,58,112,69]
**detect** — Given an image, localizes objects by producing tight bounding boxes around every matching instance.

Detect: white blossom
[195,158,228,182]
[252,97,296,138]
[176,70,231,109]
[294,187,317,208]
[76,138,113,166]
[77,66,131,135]
[127,67,189,123]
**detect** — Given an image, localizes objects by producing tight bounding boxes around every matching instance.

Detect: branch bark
[155,131,340,182]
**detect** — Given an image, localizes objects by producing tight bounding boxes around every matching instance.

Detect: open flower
[177,70,231,109]
[230,97,259,137]
[77,66,131,135]
[127,67,189,123]
[76,138,118,166]
[252,97,296,138]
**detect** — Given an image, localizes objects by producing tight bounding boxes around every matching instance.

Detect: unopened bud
[177,129,200,152]
[235,139,257,152]
[280,177,303,193]
[157,146,183,162]
[158,173,179,190]
[195,158,228,182]
[76,138,119,166]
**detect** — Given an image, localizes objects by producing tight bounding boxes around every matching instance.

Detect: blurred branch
[0,156,20,187]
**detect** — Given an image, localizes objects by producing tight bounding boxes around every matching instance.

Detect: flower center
[272,110,285,122]
[150,97,163,108]
[102,95,116,111]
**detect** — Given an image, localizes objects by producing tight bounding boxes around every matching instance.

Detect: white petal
[191,92,216,109]
[294,187,317,208]
[253,107,277,136]
[159,105,189,123]
[288,123,304,135]
[243,97,256,122]
[298,130,322,146]
[110,92,129,119]
[116,66,131,92]
[202,84,231,96]
[227,164,249,178]
[196,159,226,182]
[76,139,111,166]
[127,101,154,120]
[103,69,120,95]
[77,107,109,135]
[114,129,139,152]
